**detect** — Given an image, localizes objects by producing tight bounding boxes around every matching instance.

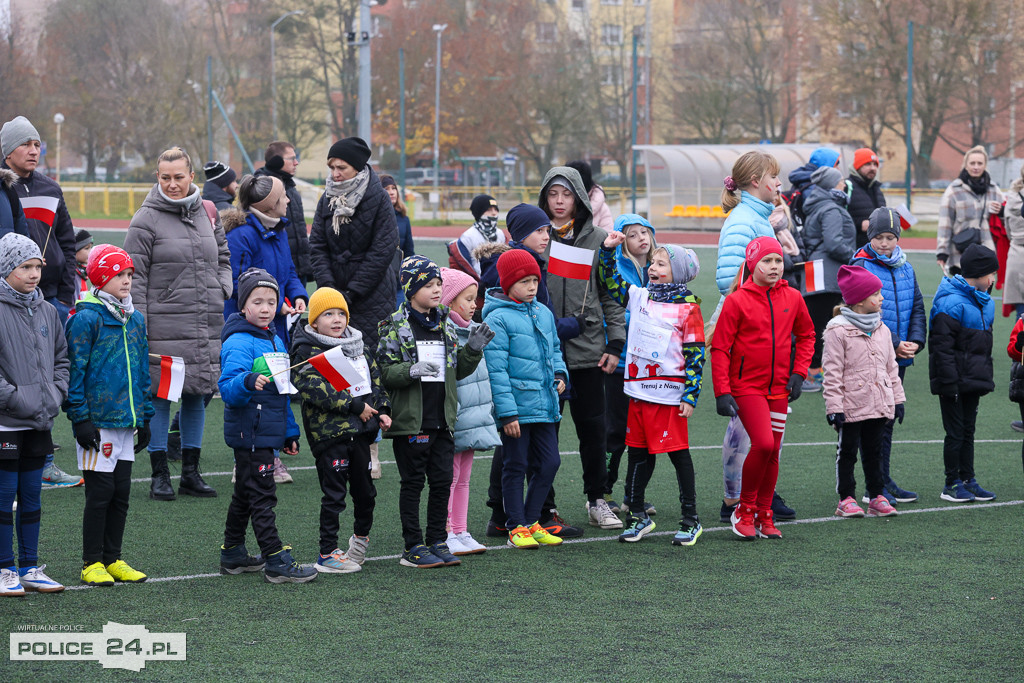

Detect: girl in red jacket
[1008,318,1024,474]
[711,237,814,539]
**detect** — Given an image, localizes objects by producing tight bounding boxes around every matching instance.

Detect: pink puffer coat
[822,315,906,421]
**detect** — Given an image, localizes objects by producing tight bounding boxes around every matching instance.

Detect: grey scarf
[94,288,135,324]
[839,307,880,336]
[304,324,364,358]
[0,278,39,315]
[325,169,370,235]
[158,184,202,226]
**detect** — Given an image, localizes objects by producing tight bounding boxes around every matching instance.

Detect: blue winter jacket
[396,209,414,261]
[715,191,774,295]
[928,275,994,397]
[452,323,501,451]
[219,313,300,449]
[482,288,568,425]
[223,212,309,346]
[611,213,655,372]
[64,294,154,428]
[850,244,927,366]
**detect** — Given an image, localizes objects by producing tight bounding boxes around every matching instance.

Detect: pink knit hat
[440,267,478,308]
[837,264,882,305]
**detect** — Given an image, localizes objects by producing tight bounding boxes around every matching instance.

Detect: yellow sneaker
[81,562,115,586]
[507,525,539,549]
[529,522,563,546]
[105,560,147,583]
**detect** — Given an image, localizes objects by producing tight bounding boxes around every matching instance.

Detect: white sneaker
[588,499,623,529]
[369,442,382,480]
[455,531,487,554]
[0,567,25,596]
[315,549,361,574]
[445,533,471,555]
[20,565,65,593]
[347,535,369,565]
[273,456,293,484]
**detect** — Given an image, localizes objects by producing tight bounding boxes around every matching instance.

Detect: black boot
[149,451,176,501]
[179,448,217,498]
[166,429,182,462]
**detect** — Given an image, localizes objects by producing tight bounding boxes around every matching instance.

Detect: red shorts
[625,399,689,453]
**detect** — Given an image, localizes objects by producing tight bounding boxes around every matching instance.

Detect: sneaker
[720,500,738,524]
[346,535,369,565]
[316,549,362,574]
[754,509,782,539]
[962,478,995,502]
[618,515,656,542]
[41,462,83,488]
[643,502,656,516]
[19,565,65,593]
[801,374,823,393]
[81,562,115,586]
[771,492,796,520]
[867,495,897,517]
[588,499,624,529]
[618,501,656,516]
[430,542,461,566]
[730,504,756,539]
[940,480,976,503]
[454,532,487,554]
[541,510,584,538]
[399,544,445,567]
[1012,420,1024,433]
[607,499,621,514]
[672,520,703,546]
[445,533,471,556]
[485,520,508,538]
[885,480,918,503]
[835,496,866,518]
[862,489,896,506]
[106,560,147,583]
[273,456,293,484]
[264,548,317,583]
[0,567,25,596]
[507,526,540,549]
[220,544,265,575]
[528,522,563,545]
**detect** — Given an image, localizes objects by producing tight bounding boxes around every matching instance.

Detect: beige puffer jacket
[822,315,906,421]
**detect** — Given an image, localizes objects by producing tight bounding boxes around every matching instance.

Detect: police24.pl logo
[11,622,186,671]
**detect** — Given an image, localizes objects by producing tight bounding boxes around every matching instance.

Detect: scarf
[839,307,880,336]
[407,305,443,333]
[959,168,991,197]
[647,282,694,304]
[93,288,135,324]
[304,323,364,358]
[473,216,499,242]
[449,309,471,328]
[828,188,849,206]
[158,184,202,225]
[250,207,283,232]
[868,244,907,268]
[553,218,575,239]
[325,169,370,235]
[0,277,39,313]
[76,263,88,281]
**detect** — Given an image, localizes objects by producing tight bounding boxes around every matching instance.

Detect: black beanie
[74,228,94,252]
[204,161,236,189]
[236,267,280,308]
[470,194,498,221]
[959,244,999,279]
[327,137,371,171]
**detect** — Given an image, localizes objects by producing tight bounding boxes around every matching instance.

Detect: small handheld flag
[896,203,917,230]
[154,355,185,402]
[309,346,367,393]
[548,241,594,281]
[803,259,825,293]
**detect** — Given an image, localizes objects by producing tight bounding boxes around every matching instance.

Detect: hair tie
[723,176,737,192]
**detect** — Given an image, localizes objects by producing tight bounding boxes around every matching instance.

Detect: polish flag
[896,203,918,230]
[309,345,365,392]
[20,196,59,226]
[803,259,825,293]
[155,355,185,402]
[548,241,594,280]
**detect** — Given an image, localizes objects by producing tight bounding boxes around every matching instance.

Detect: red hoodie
[1008,317,1023,361]
[711,277,815,398]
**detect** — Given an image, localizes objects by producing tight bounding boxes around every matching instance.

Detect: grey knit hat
[866,207,901,241]
[0,233,42,278]
[236,267,279,308]
[75,228,94,252]
[810,165,843,190]
[661,244,700,285]
[1,116,40,159]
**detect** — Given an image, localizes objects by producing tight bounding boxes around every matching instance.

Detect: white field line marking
[63,499,1022,590]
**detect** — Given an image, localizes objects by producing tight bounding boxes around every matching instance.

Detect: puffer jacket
[124,184,233,396]
[850,245,927,366]
[928,275,994,397]
[0,168,29,239]
[937,177,1001,271]
[482,288,567,424]
[589,185,614,232]
[610,213,655,372]
[219,314,300,449]
[800,184,857,297]
[847,169,886,248]
[253,166,312,282]
[822,315,905,421]
[202,181,235,211]
[538,166,626,369]
[64,293,153,428]
[0,285,68,430]
[290,323,390,455]
[715,191,775,295]
[309,167,400,351]
[452,322,501,451]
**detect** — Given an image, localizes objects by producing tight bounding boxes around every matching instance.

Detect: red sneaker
[754,509,782,539]
[730,504,756,540]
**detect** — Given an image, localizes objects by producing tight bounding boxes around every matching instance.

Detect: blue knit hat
[809,147,840,169]
[401,255,442,300]
[505,203,550,243]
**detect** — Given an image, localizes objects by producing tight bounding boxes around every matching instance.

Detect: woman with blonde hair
[937,145,1003,275]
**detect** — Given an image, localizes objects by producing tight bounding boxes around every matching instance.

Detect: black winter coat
[309,167,400,351]
[847,172,886,248]
[254,166,312,283]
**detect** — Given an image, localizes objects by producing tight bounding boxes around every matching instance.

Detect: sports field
[5,240,1024,681]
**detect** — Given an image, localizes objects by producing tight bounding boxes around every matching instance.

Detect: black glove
[134,422,151,454]
[466,322,496,352]
[1015,333,1024,353]
[894,403,905,424]
[827,413,845,431]
[283,437,299,452]
[73,420,101,451]
[574,314,587,332]
[716,394,739,417]
[786,373,803,402]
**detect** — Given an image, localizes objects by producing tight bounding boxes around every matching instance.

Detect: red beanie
[744,236,783,275]
[496,249,541,295]
[86,244,134,288]
[853,148,879,170]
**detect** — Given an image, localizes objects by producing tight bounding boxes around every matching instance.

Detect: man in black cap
[202,161,237,210]
[254,141,312,285]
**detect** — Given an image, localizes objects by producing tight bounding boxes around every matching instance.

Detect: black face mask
[475,215,498,241]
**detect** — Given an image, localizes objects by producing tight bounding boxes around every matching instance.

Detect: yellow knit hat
[308,287,349,325]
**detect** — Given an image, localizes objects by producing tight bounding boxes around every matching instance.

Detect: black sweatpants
[836,418,886,500]
[554,366,609,504]
[939,393,981,486]
[315,437,376,555]
[486,445,506,525]
[624,446,698,524]
[224,448,282,557]
[82,460,132,566]
[392,430,454,550]
[604,370,628,497]
[804,293,842,368]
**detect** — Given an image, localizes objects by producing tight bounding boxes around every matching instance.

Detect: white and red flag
[803,259,825,293]
[309,346,367,393]
[155,355,185,402]
[896,203,918,230]
[548,241,594,280]
[20,196,59,225]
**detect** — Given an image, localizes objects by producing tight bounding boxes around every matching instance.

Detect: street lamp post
[53,113,64,184]
[271,10,304,140]
[432,23,447,220]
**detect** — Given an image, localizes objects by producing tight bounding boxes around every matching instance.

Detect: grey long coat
[124,185,232,395]
[1003,189,1024,305]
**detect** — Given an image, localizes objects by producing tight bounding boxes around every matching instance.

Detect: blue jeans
[149,394,207,452]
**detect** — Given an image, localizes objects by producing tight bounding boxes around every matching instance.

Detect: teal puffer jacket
[452,323,501,451]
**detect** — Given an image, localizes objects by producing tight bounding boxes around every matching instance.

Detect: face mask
[477,215,498,240]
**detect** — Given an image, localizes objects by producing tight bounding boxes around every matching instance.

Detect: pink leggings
[447,450,475,534]
[735,395,788,511]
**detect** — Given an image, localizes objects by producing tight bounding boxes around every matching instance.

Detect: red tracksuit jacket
[711,278,815,398]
